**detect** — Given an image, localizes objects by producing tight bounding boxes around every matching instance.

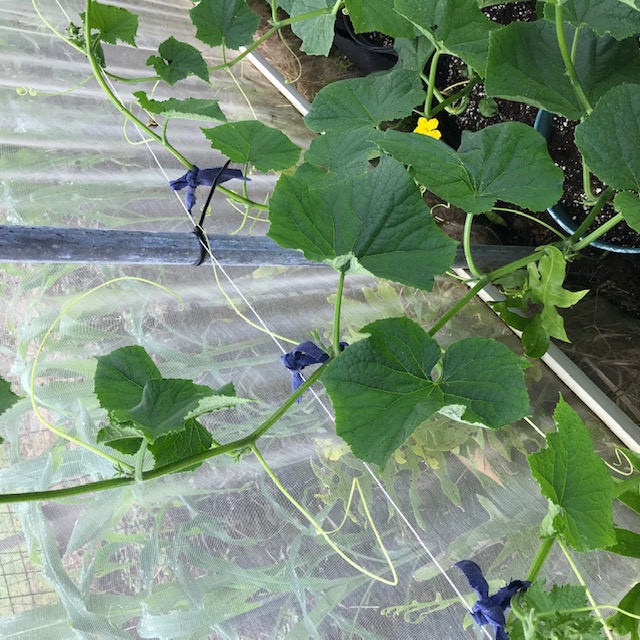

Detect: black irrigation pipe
[0,225,534,269]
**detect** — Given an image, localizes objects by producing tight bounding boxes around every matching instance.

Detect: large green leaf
[303,128,385,175]
[545,0,640,40]
[486,21,640,119]
[133,92,226,122]
[202,121,300,171]
[614,191,640,234]
[322,317,529,467]
[117,378,214,442]
[149,418,213,470]
[147,37,209,85]
[0,376,21,417]
[95,345,162,413]
[85,1,138,46]
[277,0,335,55]
[575,84,640,191]
[393,36,436,72]
[302,68,424,174]
[268,155,457,289]
[190,0,260,50]
[394,0,500,76]
[344,0,415,37]
[305,70,425,133]
[528,397,617,551]
[379,123,563,213]
[607,583,640,639]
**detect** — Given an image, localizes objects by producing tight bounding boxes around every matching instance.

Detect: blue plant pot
[534,109,640,254]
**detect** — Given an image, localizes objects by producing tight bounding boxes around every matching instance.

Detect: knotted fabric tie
[169,165,247,215]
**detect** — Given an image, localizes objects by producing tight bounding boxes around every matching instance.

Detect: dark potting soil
[432,2,640,320]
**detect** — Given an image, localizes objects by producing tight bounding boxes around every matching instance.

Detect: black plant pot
[534,109,640,254]
[333,12,398,73]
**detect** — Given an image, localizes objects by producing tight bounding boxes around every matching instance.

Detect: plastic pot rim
[534,109,640,254]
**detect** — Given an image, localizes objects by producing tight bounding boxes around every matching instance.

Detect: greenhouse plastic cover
[0,1,639,639]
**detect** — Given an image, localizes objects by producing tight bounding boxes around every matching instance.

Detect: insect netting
[1,1,639,639]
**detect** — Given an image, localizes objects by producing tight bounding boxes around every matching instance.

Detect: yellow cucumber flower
[413,116,442,140]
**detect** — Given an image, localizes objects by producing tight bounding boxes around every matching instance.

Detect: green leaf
[392,36,436,73]
[149,418,213,470]
[486,21,640,119]
[607,583,640,638]
[606,527,640,558]
[344,0,415,37]
[508,580,602,640]
[438,338,529,428]
[576,84,640,192]
[277,0,335,55]
[268,155,457,290]
[133,91,226,122]
[614,191,640,234]
[618,483,640,515]
[190,0,260,50]
[526,246,588,342]
[118,378,214,442]
[303,128,385,175]
[545,0,640,40]
[394,0,499,75]
[0,376,21,417]
[379,123,563,214]
[86,1,138,46]
[95,345,162,413]
[202,121,300,171]
[184,392,251,419]
[322,317,529,467]
[96,423,143,455]
[305,70,425,133]
[521,314,551,359]
[147,36,209,85]
[528,397,616,551]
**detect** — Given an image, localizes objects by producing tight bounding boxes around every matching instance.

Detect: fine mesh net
[1,2,639,639]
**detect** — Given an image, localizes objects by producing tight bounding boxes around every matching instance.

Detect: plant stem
[84,0,192,170]
[135,440,148,483]
[557,537,614,640]
[493,207,567,240]
[613,473,640,497]
[430,76,479,118]
[32,0,85,54]
[463,214,482,278]
[217,185,270,210]
[425,50,442,119]
[333,266,347,355]
[526,536,555,582]
[0,366,327,504]
[581,158,598,204]
[572,212,623,252]
[554,6,592,115]
[251,444,398,585]
[567,186,613,245]
[537,604,640,621]
[428,251,542,336]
